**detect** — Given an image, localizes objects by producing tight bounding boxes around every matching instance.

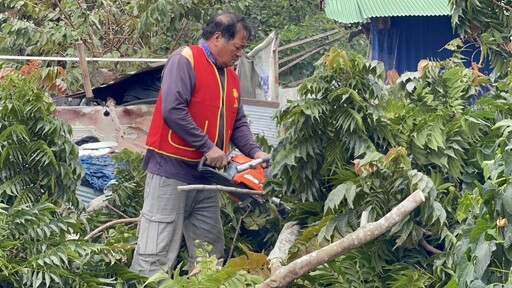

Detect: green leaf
[432,201,447,225]
[143,272,171,287]
[272,148,297,172]
[444,277,457,288]
[324,182,357,213]
[469,219,494,242]
[456,193,482,222]
[457,262,475,288]
[481,160,493,180]
[502,184,512,216]
[473,240,496,279]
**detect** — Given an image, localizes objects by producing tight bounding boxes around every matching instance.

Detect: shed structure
[324,0,485,74]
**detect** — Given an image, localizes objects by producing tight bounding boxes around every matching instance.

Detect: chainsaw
[198,154,271,206]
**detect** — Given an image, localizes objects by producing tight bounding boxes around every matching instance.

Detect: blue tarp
[79,155,117,192]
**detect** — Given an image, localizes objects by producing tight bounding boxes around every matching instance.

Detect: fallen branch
[84,217,140,241]
[267,221,300,274]
[360,210,369,227]
[258,190,426,288]
[105,203,130,219]
[419,238,443,254]
[177,185,263,195]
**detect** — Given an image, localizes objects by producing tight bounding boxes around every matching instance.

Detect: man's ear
[213,32,222,44]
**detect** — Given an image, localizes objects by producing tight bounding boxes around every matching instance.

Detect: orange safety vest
[145,45,240,161]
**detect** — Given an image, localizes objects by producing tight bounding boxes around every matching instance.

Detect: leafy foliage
[0,0,250,57]
[0,0,367,92]
[267,48,512,286]
[0,64,145,287]
[144,242,264,287]
[0,61,82,206]
[0,0,251,91]
[270,49,392,202]
[106,149,146,218]
[1,1,512,287]
[0,195,142,287]
[221,193,282,262]
[446,116,512,287]
[450,0,512,74]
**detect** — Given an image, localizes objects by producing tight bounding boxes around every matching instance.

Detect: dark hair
[201,12,252,41]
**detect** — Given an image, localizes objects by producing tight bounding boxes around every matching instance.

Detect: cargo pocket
[137,212,177,256]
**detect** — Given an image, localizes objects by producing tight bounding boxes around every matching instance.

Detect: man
[130,12,270,277]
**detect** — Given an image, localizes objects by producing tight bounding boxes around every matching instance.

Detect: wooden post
[76,41,94,105]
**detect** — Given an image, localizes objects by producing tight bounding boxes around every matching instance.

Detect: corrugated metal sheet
[325,0,451,23]
[76,185,103,206]
[244,103,279,145]
[325,0,365,25]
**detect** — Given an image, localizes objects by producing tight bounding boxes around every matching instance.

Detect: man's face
[212,29,248,68]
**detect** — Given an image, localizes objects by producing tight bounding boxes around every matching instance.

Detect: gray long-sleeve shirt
[142,47,261,184]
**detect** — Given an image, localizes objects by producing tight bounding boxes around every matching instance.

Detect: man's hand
[254,151,271,169]
[205,146,227,168]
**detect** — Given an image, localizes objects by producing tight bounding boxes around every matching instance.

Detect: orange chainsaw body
[230,154,266,192]
[198,154,269,205]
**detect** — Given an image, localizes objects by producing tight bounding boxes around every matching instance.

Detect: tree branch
[492,0,512,11]
[54,0,77,30]
[360,210,369,227]
[177,185,264,196]
[419,238,443,254]
[84,217,140,241]
[169,19,189,53]
[105,203,129,219]
[258,190,426,288]
[55,0,95,53]
[227,205,253,261]
[267,221,300,274]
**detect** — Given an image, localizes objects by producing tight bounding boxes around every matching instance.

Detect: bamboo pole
[278,29,340,51]
[278,31,349,73]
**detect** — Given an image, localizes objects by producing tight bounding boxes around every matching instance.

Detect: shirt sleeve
[161,51,215,154]
[230,100,262,158]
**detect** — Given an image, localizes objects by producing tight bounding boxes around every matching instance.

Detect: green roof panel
[325,0,451,23]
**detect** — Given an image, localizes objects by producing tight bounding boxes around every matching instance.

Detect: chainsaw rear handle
[198,156,208,172]
[235,156,271,173]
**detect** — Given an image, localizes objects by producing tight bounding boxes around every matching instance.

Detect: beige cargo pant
[130,172,225,277]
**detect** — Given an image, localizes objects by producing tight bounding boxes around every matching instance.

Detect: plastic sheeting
[79,154,117,192]
[237,31,280,101]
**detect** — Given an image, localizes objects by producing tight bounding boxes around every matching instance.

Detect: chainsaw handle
[198,156,207,172]
[235,156,271,172]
